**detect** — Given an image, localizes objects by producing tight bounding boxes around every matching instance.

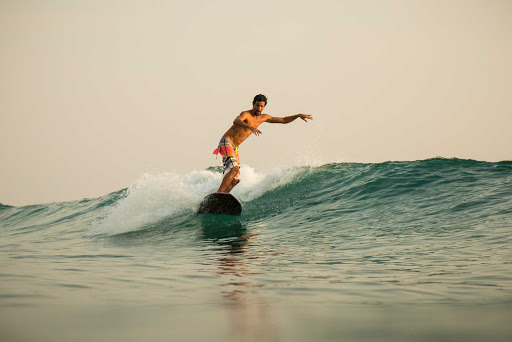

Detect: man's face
[253,101,266,116]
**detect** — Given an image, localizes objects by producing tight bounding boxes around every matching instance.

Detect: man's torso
[222,111,266,146]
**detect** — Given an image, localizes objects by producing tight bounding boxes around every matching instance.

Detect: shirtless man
[213,94,313,193]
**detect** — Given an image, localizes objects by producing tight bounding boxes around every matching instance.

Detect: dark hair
[253,94,267,105]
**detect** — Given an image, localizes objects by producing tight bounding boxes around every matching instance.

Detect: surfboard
[197,192,242,216]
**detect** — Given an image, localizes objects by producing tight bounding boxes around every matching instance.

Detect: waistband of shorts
[218,138,237,148]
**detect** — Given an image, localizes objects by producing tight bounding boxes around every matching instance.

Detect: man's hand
[298,114,313,122]
[251,127,262,136]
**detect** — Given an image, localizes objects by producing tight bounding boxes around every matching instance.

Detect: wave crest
[87,165,305,236]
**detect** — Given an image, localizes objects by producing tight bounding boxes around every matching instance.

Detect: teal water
[1,158,511,341]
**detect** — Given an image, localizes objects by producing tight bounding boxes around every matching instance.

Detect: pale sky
[1,0,511,206]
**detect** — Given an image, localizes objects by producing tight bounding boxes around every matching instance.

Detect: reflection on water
[200,215,278,341]
[199,215,246,240]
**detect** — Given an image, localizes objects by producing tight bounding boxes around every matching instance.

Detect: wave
[1,158,511,238]
[87,165,306,236]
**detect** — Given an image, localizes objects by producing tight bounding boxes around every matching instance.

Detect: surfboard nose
[197,193,242,216]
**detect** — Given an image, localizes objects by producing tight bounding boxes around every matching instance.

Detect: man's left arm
[264,114,313,124]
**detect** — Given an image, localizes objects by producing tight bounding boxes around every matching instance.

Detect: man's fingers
[251,127,263,136]
[300,114,313,122]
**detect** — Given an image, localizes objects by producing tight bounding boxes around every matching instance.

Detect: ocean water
[1,158,511,341]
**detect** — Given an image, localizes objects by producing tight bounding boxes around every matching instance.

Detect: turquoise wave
[1,158,511,239]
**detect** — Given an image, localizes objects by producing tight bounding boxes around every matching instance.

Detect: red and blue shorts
[213,139,240,179]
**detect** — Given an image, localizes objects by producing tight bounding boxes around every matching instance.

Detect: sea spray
[88,165,306,236]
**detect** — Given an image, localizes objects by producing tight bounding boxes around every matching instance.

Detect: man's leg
[217,166,239,193]
[224,174,240,193]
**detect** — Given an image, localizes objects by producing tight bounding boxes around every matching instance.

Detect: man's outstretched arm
[264,114,313,124]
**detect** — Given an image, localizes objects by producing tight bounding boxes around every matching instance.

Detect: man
[213,94,313,193]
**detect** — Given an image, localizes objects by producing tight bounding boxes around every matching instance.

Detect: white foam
[232,166,302,201]
[87,165,304,236]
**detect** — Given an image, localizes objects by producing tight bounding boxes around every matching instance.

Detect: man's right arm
[233,112,262,136]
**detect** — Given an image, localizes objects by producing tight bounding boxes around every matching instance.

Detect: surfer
[213,94,313,193]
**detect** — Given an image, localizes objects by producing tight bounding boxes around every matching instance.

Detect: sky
[1,0,511,206]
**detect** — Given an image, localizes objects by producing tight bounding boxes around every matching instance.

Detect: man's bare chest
[243,116,264,128]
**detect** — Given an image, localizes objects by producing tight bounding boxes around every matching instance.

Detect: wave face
[1,158,511,238]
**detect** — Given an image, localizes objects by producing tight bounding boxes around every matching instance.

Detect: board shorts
[213,138,240,180]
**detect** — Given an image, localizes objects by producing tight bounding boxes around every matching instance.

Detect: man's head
[252,94,267,116]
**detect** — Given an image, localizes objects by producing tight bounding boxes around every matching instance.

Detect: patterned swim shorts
[213,138,240,178]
